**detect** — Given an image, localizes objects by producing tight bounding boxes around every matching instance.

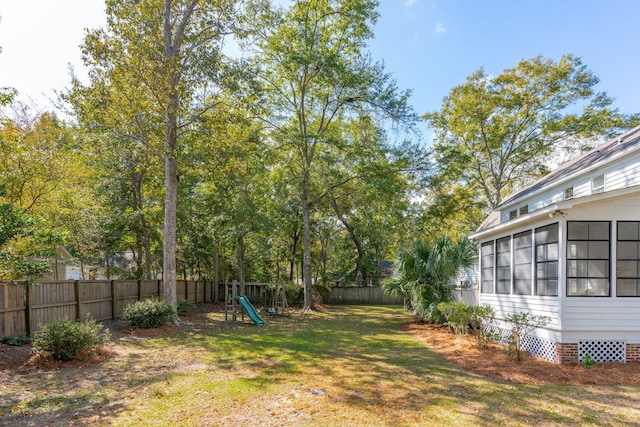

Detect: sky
[1,0,639,126]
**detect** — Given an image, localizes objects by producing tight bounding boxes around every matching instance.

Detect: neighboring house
[470,125,640,363]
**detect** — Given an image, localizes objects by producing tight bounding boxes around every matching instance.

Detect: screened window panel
[617,279,640,296]
[497,267,511,280]
[514,232,532,248]
[588,279,609,296]
[497,279,510,294]
[617,241,639,260]
[514,247,532,263]
[589,241,609,259]
[589,222,610,240]
[536,279,557,296]
[617,222,640,297]
[567,242,588,259]
[617,260,638,278]
[497,252,511,265]
[618,222,639,240]
[587,260,609,278]
[567,221,610,297]
[568,222,589,240]
[481,241,494,294]
[497,238,511,252]
[535,224,559,296]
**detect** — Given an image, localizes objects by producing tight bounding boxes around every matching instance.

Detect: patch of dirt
[406,322,640,385]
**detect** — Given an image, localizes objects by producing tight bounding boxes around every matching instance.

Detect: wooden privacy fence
[0,280,269,339]
[328,286,403,305]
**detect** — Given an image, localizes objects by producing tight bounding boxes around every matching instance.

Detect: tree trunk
[302,170,314,309]
[213,230,219,303]
[237,233,245,296]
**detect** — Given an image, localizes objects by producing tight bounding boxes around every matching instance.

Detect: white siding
[479,294,561,341]
[605,156,640,191]
[561,299,640,342]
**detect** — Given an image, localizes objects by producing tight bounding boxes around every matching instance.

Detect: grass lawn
[2,305,640,426]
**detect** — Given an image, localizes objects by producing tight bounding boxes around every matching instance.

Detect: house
[469,125,640,363]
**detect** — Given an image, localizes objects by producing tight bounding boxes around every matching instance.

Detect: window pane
[497,237,510,252]
[617,279,638,296]
[588,279,609,296]
[587,260,608,278]
[618,222,639,240]
[568,222,589,240]
[536,223,558,244]
[567,278,582,296]
[547,261,558,278]
[514,231,531,248]
[514,247,531,263]
[589,241,609,259]
[617,241,638,260]
[589,222,609,240]
[617,260,638,278]
[567,242,588,259]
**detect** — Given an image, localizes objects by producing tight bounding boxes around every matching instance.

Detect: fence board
[328,286,403,305]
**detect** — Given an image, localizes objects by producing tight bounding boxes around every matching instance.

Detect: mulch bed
[406,323,640,385]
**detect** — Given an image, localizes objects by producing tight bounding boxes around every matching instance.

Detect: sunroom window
[496,236,511,294]
[513,231,532,295]
[535,223,558,296]
[481,241,494,293]
[617,221,640,296]
[567,221,610,296]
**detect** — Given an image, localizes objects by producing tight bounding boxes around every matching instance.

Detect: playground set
[224,282,289,326]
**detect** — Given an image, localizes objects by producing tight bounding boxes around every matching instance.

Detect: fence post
[111,280,116,319]
[137,279,142,301]
[158,279,162,299]
[74,280,81,321]
[24,283,32,336]
[185,281,189,302]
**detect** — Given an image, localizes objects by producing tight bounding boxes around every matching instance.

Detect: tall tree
[424,54,639,222]
[75,0,237,306]
[245,0,415,309]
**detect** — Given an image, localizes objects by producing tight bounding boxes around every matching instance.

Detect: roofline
[498,127,640,210]
[470,184,640,240]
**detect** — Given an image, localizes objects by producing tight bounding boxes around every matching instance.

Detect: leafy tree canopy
[424,54,640,226]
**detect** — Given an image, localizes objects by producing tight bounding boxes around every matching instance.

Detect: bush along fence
[0,280,267,339]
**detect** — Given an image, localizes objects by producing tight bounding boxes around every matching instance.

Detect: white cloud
[405,0,418,7]
[435,22,445,34]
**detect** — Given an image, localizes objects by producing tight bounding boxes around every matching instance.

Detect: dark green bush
[177,299,196,313]
[437,301,497,349]
[33,316,109,361]
[2,334,30,346]
[123,299,176,329]
[285,282,304,306]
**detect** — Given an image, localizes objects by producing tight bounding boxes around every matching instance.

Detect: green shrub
[2,334,30,346]
[505,312,551,362]
[582,354,596,369]
[177,299,196,313]
[437,301,469,334]
[33,316,109,361]
[285,282,304,306]
[437,301,497,349]
[123,299,176,329]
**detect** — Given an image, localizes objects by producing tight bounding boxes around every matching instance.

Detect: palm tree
[383,236,475,322]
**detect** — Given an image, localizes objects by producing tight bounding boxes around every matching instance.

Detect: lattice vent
[579,340,626,362]
[485,325,511,344]
[485,326,557,362]
[521,335,556,362]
